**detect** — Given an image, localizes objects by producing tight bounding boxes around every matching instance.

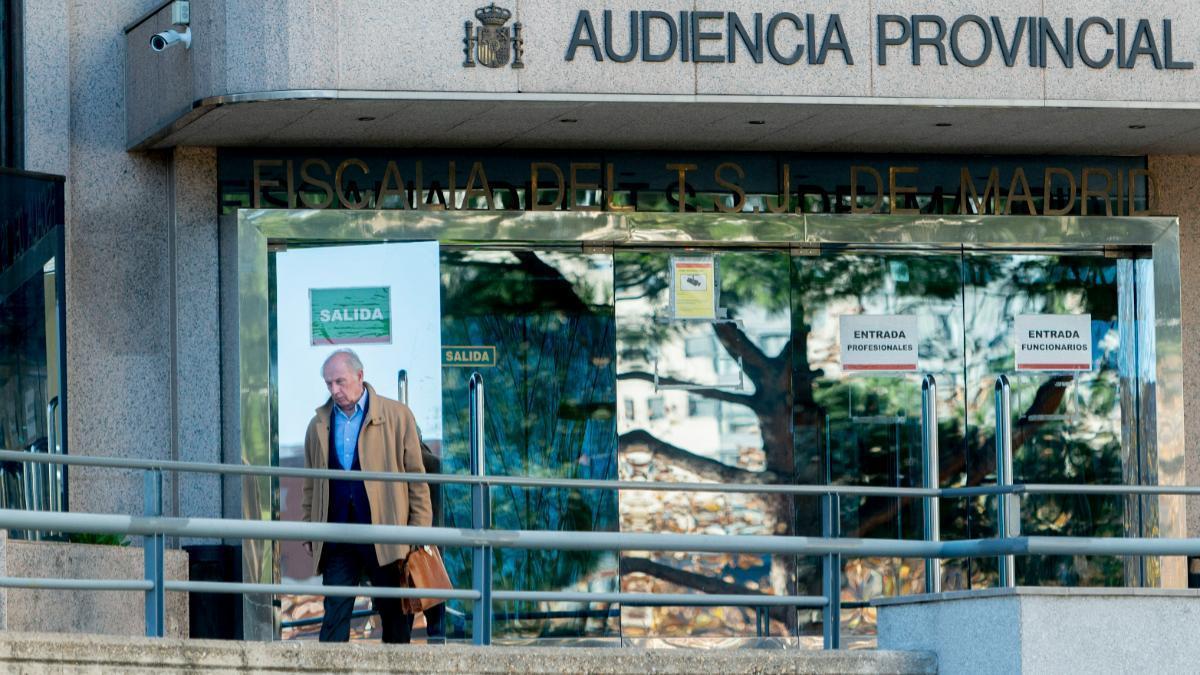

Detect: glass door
[614,249,796,639]
[273,242,620,641]
[273,241,444,640]
[791,248,968,638]
[963,251,1140,587]
[791,245,1154,636]
[438,248,619,641]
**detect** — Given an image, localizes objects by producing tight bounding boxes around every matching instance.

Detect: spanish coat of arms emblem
[463,4,524,69]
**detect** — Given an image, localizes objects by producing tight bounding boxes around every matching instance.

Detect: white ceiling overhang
[134,90,1200,154]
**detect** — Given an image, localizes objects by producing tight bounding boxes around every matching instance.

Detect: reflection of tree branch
[1011,375,1073,450]
[620,556,791,624]
[851,375,1078,538]
[511,250,590,313]
[619,429,773,484]
[713,321,769,376]
[616,371,755,407]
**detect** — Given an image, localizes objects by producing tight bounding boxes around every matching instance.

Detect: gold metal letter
[714,162,746,213]
[570,162,601,211]
[959,167,1001,215]
[769,164,791,214]
[889,166,919,215]
[850,166,884,214]
[285,160,296,208]
[1004,167,1037,215]
[1081,168,1114,216]
[334,159,370,209]
[299,159,334,209]
[251,159,283,209]
[666,163,699,213]
[1042,167,1077,216]
[605,163,633,211]
[530,162,566,211]
[1130,168,1153,216]
[377,161,407,210]
[415,161,440,210]
[463,161,494,210]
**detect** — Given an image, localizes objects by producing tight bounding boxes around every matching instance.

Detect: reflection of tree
[430,247,1133,639]
[616,251,1133,635]
[967,256,1127,586]
[615,251,800,633]
[439,250,618,639]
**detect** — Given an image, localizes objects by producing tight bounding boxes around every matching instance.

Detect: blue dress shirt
[331,389,368,470]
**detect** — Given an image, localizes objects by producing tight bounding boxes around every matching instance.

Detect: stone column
[1149,156,1200,556]
[170,147,223,534]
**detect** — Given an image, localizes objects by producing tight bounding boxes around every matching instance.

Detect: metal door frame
[227,209,1183,637]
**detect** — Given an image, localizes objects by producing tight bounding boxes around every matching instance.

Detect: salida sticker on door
[1015,314,1092,371]
[839,315,919,372]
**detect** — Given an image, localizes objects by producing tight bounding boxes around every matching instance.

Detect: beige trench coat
[301,383,432,569]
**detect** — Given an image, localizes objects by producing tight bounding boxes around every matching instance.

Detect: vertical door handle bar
[468,372,492,645]
[995,374,1016,588]
[47,396,61,516]
[921,375,941,594]
[821,492,841,649]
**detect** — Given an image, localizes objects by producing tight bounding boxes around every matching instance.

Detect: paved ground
[0,631,936,673]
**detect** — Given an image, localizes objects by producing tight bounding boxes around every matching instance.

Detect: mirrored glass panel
[792,250,968,638]
[963,252,1133,587]
[440,250,618,640]
[0,259,61,530]
[615,250,794,639]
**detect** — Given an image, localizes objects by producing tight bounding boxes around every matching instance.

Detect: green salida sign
[442,346,496,367]
[310,286,391,345]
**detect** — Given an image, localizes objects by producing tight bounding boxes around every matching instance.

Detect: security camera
[150,26,191,52]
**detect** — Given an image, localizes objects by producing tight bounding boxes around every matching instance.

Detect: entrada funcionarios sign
[565,11,1193,70]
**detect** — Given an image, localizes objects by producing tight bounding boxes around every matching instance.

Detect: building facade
[6,0,1200,643]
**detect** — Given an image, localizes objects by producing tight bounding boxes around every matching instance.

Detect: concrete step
[0,632,936,673]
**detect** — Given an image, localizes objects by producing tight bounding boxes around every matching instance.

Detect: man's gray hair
[321,348,364,376]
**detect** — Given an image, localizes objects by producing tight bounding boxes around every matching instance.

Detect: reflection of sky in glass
[275,242,443,455]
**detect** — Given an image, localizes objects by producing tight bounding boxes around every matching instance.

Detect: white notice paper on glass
[1015,314,1092,371]
[839,315,919,372]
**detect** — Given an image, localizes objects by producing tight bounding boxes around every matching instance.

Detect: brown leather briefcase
[402,545,453,614]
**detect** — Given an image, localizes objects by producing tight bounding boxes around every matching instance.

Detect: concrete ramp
[0,632,935,673]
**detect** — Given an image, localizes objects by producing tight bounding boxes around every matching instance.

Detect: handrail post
[821,491,841,649]
[47,396,60,515]
[21,443,40,541]
[143,469,165,637]
[921,375,941,594]
[469,373,492,646]
[994,375,1016,588]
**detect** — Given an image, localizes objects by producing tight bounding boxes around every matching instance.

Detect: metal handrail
[1,511,1199,626]
[5,450,1193,498]
[1,396,1194,646]
[5,508,1200,557]
[0,482,1195,644]
[0,449,943,497]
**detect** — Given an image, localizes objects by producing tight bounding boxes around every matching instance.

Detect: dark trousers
[319,542,413,643]
[424,601,445,641]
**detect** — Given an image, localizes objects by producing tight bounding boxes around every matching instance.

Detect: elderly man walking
[301,348,432,643]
